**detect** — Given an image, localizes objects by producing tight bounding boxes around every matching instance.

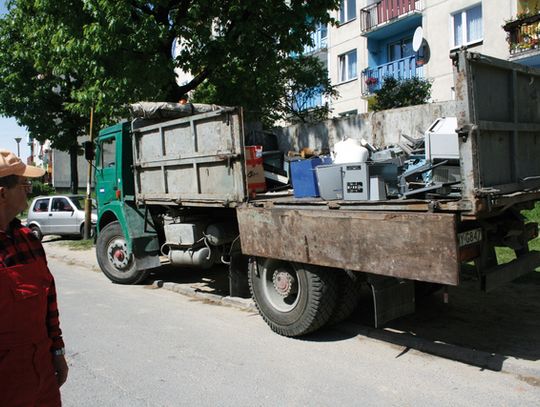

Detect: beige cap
[0,149,45,178]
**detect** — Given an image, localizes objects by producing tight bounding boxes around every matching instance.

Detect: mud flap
[367,275,415,328]
[229,253,250,298]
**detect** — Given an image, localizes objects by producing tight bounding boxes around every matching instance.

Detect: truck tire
[249,258,339,337]
[96,221,149,284]
[328,269,363,325]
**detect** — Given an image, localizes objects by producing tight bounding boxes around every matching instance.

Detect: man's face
[2,177,32,216]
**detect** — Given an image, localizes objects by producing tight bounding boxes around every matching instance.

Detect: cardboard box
[245,146,266,196]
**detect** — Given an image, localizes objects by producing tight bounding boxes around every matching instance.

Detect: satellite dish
[412,26,424,52]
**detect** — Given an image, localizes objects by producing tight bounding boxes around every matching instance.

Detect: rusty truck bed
[237,199,460,286]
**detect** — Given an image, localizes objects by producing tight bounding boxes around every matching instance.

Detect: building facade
[305,0,525,118]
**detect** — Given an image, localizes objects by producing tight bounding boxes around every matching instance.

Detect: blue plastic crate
[290,156,332,198]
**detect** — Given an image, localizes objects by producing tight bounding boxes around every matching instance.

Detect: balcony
[293,88,324,111]
[503,13,540,67]
[303,24,328,55]
[361,0,422,38]
[361,55,424,95]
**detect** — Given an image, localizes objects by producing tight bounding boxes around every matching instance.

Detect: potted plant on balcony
[365,76,378,92]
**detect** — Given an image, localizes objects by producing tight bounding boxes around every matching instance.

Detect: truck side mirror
[83,141,95,161]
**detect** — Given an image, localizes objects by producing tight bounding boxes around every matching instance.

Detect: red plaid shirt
[0,218,64,351]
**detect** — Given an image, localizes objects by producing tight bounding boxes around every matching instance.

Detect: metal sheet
[132,108,246,204]
[237,206,459,285]
[454,51,540,215]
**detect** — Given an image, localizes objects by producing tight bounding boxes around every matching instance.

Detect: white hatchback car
[26,195,97,240]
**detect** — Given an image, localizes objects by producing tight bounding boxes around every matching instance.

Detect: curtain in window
[340,0,345,22]
[348,50,357,79]
[339,55,346,81]
[466,6,482,43]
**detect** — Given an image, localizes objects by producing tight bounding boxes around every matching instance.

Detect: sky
[0,1,31,159]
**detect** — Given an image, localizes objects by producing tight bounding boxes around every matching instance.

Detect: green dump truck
[91,51,540,337]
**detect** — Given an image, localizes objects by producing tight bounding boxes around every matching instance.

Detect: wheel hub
[273,270,295,297]
[107,239,130,270]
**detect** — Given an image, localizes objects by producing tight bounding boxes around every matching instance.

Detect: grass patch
[60,239,95,251]
[496,202,540,270]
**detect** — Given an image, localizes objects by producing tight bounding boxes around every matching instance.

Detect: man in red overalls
[0,149,68,406]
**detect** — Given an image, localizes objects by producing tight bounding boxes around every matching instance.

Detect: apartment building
[305,0,525,118]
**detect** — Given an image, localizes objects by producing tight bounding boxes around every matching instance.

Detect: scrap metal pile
[262,117,462,201]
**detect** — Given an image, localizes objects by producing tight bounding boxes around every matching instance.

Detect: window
[33,198,50,212]
[52,197,72,212]
[99,137,116,168]
[339,49,358,82]
[451,4,482,48]
[339,0,356,23]
[388,38,413,61]
[339,110,358,117]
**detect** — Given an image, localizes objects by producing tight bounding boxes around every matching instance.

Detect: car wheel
[79,223,95,239]
[29,225,43,241]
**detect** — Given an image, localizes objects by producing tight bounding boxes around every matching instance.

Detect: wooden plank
[237,207,459,285]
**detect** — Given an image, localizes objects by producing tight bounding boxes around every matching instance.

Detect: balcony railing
[293,88,324,111]
[503,13,540,57]
[303,25,328,55]
[361,55,424,95]
[361,0,422,33]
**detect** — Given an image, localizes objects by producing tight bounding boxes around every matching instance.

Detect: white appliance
[424,117,459,161]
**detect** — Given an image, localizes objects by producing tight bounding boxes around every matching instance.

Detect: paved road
[50,258,539,407]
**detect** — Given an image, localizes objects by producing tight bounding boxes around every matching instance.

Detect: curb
[47,249,539,379]
[334,322,540,378]
[159,281,258,313]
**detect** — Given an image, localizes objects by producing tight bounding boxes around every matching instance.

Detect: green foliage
[496,202,540,270]
[60,239,95,250]
[0,0,340,131]
[30,180,55,198]
[366,95,378,112]
[372,76,432,111]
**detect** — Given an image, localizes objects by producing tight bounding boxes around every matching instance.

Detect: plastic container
[290,156,332,198]
[333,138,369,164]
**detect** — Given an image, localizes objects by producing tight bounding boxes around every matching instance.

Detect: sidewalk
[42,237,540,379]
[42,237,257,313]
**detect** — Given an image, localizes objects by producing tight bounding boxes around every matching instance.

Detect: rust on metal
[237,206,460,285]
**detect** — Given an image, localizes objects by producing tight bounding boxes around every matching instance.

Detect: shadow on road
[77,252,539,369]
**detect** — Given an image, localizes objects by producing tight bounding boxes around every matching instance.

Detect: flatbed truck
[92,51,540,337]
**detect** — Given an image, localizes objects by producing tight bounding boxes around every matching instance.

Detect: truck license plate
[458,228,482,247]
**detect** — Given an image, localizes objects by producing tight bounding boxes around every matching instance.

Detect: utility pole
[83,108,94,240]
[14,137,22,157]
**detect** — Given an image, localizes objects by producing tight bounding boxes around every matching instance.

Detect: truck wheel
[249,258,338,337]
[30,225,43,241]
[328,269,363,325]
[96,221,149,284]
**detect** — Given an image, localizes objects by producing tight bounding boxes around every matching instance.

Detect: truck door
[96,135,118,206]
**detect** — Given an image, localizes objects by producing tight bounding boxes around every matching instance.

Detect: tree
[0,1,89,192]
[0,0,339,130]
[372,76,432,111]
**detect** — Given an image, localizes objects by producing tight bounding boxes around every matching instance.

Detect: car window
[32,198,50,212]
[71,197,83,210]
[52,197,73,212]
[71,197,97,210]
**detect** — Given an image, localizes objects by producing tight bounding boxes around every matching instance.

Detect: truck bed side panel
[237,207,460,285]
[455,52,540,214]
[133,108,246,204]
